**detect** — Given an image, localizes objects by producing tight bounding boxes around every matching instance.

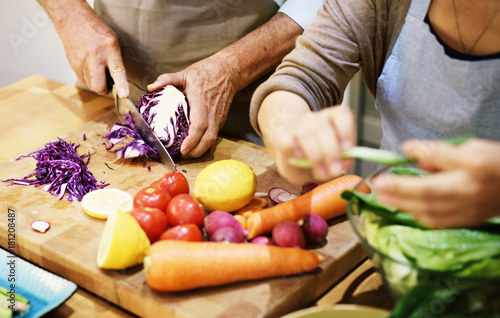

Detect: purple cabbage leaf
[105,85,190,160]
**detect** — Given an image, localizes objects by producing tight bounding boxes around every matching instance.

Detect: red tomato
[133,186,171,212]
[159,224,204,242]
[166,194,205,228]
[154,172,190,197]
[149,180,161,188]
[130,207,169,243]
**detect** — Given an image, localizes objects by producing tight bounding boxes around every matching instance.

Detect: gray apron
[375,0,500,154]
[94,0,279,145]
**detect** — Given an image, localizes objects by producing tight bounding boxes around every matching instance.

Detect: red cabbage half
[3,138,107,201]
[105,85,190,160]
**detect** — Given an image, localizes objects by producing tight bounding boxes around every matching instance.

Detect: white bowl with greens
[343,166,500,318]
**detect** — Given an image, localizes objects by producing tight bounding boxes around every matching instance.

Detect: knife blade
[106,70,177,171]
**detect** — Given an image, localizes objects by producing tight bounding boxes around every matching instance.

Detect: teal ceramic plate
[0,248,77,317]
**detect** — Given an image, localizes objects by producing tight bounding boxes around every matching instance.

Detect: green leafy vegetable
[388,166,427,176]
[343,163,500,317]
[341,190,425,228]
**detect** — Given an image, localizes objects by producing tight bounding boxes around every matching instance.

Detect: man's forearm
[216,12,303,92]
[38,0,95,30]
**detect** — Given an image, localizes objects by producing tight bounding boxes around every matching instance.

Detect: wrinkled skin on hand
[55,4,129,98]
[372,138,500,228]
[148,54,240,158]
[262,102,356,185]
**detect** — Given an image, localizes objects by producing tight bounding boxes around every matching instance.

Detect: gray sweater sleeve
[250,0,410,135]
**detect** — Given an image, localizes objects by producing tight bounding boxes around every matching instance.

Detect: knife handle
[105,68,114,92]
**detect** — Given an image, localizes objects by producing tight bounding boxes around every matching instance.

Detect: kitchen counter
[0,75,392,317]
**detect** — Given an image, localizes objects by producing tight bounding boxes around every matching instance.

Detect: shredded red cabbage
[3,138,108,202]
[104,114,160,161]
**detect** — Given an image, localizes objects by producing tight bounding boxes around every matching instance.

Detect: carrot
[246,174,370,239]
[144,240,323,292]
[248,196,268,208]
[233,214,247,230]
[235,204,263,219]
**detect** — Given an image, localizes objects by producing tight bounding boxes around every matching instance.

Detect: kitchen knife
[106,70,177,171]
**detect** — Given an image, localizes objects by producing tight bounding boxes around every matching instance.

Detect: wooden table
[0,75,392,317]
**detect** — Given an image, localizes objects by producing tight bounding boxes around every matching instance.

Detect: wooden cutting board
[0,100,365,318]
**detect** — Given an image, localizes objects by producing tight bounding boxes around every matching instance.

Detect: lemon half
[193,159,257,212]
[82,188,133,219]
[97,210,150,269]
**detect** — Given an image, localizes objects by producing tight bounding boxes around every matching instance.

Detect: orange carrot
[233,214,247,230]
[144,240,323,292]
[248,196,268,208]
[246,174,369,239]
[236,204,263,219]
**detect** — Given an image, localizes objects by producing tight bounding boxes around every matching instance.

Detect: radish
[272,221,305,248]
[268,187,297,204]
[296,214,328,246]
[250,236,274,246]
[301,182,319,195]
[31,220,50,233]
[204,211,248,239]
[210,227,245,243]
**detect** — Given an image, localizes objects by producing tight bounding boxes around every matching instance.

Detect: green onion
[288,146,413,168]
[341,146,414,166]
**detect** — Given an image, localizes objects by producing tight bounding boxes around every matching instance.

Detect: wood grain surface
[0,76,370,318]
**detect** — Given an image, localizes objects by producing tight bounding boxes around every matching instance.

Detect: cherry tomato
[130,207,169,243]
[149,180,161,188]
[159,224,204,242]
[154,172,190,197]
[133,186,171,212]
[166,193,205,228]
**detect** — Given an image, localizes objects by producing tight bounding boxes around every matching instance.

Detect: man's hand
[147,54,239,158]
[148,12,303,158]
[372,138,500,228]
[39,0,128,97]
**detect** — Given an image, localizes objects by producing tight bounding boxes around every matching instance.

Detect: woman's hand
[258,91,356,185]
[372,138,500,228]
[45,0,129,97]
[148,54,239,158]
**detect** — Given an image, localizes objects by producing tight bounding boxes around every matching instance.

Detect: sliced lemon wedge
[82,188,133,219]
[97,210,150,269]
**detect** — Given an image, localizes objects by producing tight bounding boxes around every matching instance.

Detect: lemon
[82,188,133,219]
[193,159,257,212]
[97,210,151,269]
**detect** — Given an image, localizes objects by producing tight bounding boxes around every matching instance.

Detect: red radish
[254,192,268,197]
[301,182,319,194]
[268,187,298,204]
[204,211,248,238]
[272,221,306,248]
[251,236,274,246]
[210,227,245,243]
[297,214,329,245]
[31,220,50,233]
